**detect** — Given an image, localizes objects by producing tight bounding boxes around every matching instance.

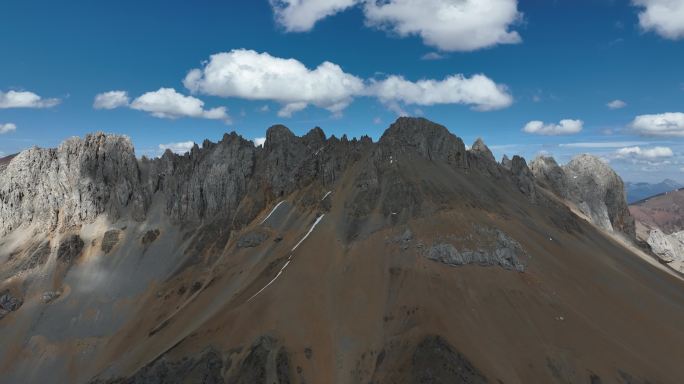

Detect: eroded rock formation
[530,154,635,237]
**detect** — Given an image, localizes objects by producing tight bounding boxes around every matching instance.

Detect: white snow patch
[322,191,332,201]
[247,269,285,302]
[260,200,285,224]
[291,214,325,252]
[247,214,326,302]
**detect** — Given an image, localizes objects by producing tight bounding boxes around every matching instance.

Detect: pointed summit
[470,138,495,163]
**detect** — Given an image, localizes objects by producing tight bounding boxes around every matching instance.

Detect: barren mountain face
[1,117,683,384]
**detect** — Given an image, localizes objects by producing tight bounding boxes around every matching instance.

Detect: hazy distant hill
[0,153,17,172]
[625,179,683,204]
[630,188,684,234]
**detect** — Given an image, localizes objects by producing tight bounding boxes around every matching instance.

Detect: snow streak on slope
[291,214,325,252]
[322,191,332,201]
[248,214,325,302]
[260,201,285,224]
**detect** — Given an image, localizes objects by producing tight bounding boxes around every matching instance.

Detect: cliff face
[530,154,635,237]
[0,133,145,235]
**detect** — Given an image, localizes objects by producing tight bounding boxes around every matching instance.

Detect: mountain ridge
[2,117,682,384]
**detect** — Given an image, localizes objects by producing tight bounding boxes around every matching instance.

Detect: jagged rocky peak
[264,124,296,148]
[467,137,499,175]
[302,126,326,143]
[379,117,468,167]
[470,137,496,163]
[0,118,635,239]
[530,155,567,195]
[531,153,635,237]
[501,154,512,170]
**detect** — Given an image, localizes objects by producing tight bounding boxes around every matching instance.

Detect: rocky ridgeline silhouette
[0,117,634,238]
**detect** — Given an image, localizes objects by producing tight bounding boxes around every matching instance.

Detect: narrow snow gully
[260,201,285,224]
[321,191,332,201]
[247,214,326,302]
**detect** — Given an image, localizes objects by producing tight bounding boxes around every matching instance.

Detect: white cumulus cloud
[131,88,230,122]
[182,49,513,117]
[270,0,359,31]
[616,146,673,159]
[269,0,522,51]
[523,119,584,135]
[367,74,513,113]
[633,0,684,39]
[93,91,130,109]
[630,112,684,136]
[183,49,365,118]
[0,90,60,109]
[0,123,17,134]
[607,99,627,109]
[158,141,196,155]
[363,0,522,51]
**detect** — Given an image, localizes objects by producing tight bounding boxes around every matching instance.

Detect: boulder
[101,229,122,254]
[57,235,84,265]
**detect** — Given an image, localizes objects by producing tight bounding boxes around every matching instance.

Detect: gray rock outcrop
[411,336,487,384]
[101,230,122,254]
[647,228,684,273]
[530,154,635,237]
[0,291,22,319]
[57,234,85,265]
[425,228,528,272]
[41,290,61,304]
[237,230,269,248]
[90,348,225,384]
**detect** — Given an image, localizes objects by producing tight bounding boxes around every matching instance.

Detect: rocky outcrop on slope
[101,230,122,254]
[237,229,269,248]
[227,336,291,384]
[425,226,529,272]
[411,336,487,384]
[0,290,22,319]
[57,234,85,265]
[90,348,225,384]
[530,154,635,237]
[646,228,684,273]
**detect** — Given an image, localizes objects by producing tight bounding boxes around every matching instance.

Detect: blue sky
[1,0,683,182]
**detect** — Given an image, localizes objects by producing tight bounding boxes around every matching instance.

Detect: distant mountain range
[625,179,683,204]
